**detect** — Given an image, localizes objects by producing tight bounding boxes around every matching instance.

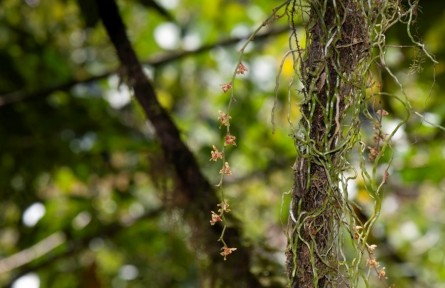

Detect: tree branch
[0,232,66,275]
[94,0,267,286]
[2,208,163,288]
[0,26,287,107]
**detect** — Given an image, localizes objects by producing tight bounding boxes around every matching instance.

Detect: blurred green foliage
[0,0,444,287]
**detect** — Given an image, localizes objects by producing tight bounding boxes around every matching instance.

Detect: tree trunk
[287,0,371,287]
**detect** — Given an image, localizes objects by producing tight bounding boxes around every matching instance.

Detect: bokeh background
[1,0,445,287]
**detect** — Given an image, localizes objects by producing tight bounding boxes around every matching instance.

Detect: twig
[0,26,287,107]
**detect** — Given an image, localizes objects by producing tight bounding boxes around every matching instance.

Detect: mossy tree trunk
[286,0,371,287]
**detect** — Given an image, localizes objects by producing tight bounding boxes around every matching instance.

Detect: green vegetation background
[1,0,445,287]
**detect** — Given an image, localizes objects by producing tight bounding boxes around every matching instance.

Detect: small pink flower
[367,257,379,269]
[210,145,223,161]
[220,82,232,93]
[220,246,237,260]
[368,244,378,253]
[236,63,248,75]
[377,267,386,279]
[224,134,236,146]
[217,200,231,213]
[210,211,222,225]
[218,110,231,127]
[376,109,389,116]
[219,162,232,175]
[368,146,379,160]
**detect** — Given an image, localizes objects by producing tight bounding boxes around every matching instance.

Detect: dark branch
[0,26,287,107]
[94,0,266,286]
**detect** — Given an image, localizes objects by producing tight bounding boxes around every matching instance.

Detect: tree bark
[287,0,370,287]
